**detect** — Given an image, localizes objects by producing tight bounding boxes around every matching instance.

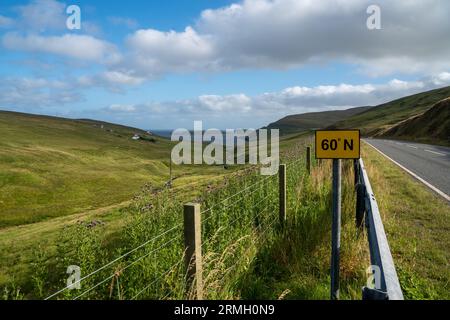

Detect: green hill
[0,111,176,227]
[267,106,371,134]
[379,97,450,146]
[331,86,450,138]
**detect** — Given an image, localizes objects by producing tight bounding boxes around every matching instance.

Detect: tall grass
[235,158,368,300]
[5,137,370,300]
[12,139,291,299]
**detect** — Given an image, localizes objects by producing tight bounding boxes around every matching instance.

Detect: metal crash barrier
[354,159,404,300]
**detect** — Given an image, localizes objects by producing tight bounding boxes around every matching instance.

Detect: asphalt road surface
[364,139,450,199]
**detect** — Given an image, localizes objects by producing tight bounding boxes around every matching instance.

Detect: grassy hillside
[331,86,450,137]
[0,121,309,297]
[379,98,450,146]
[0,111,233,228]
[267,106,371,134]
[1,117,447,300]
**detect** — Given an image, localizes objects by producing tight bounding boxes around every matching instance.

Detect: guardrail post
[183,203,203,300]
[356,183,365,229]
[353,159,359,186]
[331,159,341,300]
[279,164,286,226]
[354,160,365,229]
[306,146,311,174]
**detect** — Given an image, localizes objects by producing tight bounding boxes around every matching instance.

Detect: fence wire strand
[131,260,183,300]
[201,178,274,224]
[200,174,275,215]
[72,236,179,300]
[45,223,182,300]
[46,145,311,300]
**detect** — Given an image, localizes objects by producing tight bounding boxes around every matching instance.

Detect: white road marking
[407,145,418,149]
[364,140,450,202]
[424,149,446,156]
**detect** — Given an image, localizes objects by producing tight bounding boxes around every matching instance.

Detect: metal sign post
[315,130,360,300]
[331,159,341,300]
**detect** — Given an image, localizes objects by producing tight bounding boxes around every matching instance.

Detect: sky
[0,0,449,130]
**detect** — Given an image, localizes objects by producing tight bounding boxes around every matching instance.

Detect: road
[364,139,450,200]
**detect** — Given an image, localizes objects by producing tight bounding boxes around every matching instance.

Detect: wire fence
[131,260,184,300]
[44,222,182,300]
[44,142,309,301]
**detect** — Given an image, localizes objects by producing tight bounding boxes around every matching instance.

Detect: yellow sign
[315,130,360,159]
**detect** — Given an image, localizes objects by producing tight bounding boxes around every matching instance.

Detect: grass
[333,86,450,138]
[0,110,253,293]
[0,111,448,300]
[380,97,450,147]
[2,135,372,300]
[0,172,228,295]
[231,143,449,300]
[361,143,450,299]
[236,156,367,300]
[0,137,312,299]
[0,111,235,227]
[0,114,307,299]
[267,106,370,135]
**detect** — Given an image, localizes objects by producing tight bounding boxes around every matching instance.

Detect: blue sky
[0,0,449,130]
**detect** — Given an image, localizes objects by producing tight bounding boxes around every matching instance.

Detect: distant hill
[267,106,371,134]
[330,86,450,138]
[0,110,173,227]
[379,98,450,146]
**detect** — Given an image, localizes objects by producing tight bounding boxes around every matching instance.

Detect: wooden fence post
[279,164,286,226]
[306,146,311,174]
[183,203,203,300]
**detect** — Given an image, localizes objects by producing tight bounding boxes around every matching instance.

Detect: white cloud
[125,26,216,75]
[0,71,145,110]
[0,15,14,28]
[3,72,447,128]
[107,104,137,112]
[259,80,427,110]
[198,94,252,112]
[15,0,66,32]
[1,0,450,124]
[0,77,82,108]
[98,75,450,128]
[5,0,103,38]
[2,33,121,64]
[77,71,145,92]
[201,0,450,74]
[431,72,450,86]
[101,71,144,86]
[120,0,450,78]
[4,0,450,86]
